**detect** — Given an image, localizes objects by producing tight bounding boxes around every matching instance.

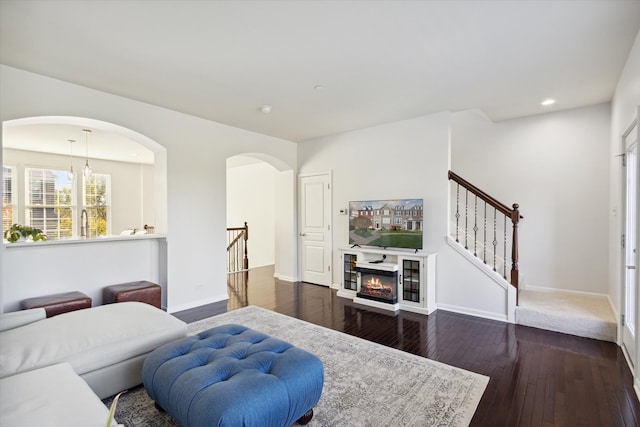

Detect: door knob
[300,233,306,237]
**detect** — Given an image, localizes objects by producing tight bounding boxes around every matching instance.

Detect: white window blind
[2,166,16,233]
[83,173,111,237]
[25,168,75,240]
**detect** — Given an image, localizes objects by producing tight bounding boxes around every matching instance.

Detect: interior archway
[226,153,297,283]
[2,116,168,234]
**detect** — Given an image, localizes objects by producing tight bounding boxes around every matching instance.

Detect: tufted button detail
[142,324,324,427]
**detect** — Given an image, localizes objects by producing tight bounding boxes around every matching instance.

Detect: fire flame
[363,276,393,294]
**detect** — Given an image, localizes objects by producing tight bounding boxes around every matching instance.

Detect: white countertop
[3,233,167,248]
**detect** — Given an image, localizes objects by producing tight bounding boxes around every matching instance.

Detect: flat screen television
[349,199,423,250]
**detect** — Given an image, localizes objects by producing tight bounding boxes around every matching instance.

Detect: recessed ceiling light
[260,105,272,114]
[541,99,556,106]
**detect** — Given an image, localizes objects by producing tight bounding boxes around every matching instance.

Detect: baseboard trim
[523,285,609,299]
[273,273,295,282]
[437,303,509,323]
[167,293,228,314]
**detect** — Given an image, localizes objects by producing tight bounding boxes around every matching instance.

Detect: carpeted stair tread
[515,290,617,342]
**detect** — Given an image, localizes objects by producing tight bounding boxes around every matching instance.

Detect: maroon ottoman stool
[103,281,161,309]
[21,291,92,317]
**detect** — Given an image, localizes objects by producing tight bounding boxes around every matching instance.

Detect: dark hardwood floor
[174,266,640,426]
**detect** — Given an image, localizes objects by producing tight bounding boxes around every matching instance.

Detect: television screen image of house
[349,199,423,249]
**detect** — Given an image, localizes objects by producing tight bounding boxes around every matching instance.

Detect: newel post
[510,204,520,305]
[243,222,249,270]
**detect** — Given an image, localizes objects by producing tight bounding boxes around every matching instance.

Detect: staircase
[448,171,617,342]
[448,170,521,299]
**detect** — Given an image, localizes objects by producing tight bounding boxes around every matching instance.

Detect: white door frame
[620,111,640,388]
[297,171,332,286]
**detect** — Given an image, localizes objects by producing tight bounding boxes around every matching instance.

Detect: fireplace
[356,266,398,304]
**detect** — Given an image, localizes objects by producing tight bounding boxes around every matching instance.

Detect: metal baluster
[473,195,478,257]
[503,215,507,279]
[492,207,498,272]
[455,183,460,243]
[464,189,469,250]
[483,202,487,264]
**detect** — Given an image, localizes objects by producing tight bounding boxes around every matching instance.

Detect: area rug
[105,305,488,426]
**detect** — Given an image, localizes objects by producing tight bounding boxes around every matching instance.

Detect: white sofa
[1,362,119,427]
[0,302,187,426]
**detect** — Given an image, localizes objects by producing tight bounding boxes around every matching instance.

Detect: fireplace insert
[357,267,398,304]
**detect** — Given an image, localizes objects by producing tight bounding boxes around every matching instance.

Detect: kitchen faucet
[81,209,88,238]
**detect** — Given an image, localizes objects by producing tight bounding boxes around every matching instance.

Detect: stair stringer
[446,236,517,322]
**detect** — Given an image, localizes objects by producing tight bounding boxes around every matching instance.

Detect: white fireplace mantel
[338,246,437,315]
[354,261,399,272]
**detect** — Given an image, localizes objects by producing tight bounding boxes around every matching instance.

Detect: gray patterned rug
[104,306,488,426]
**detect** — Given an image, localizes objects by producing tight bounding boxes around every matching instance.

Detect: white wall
[227,159,276,268]
[274,169,296,281]
[3,237,166,311]
[452,104,611,294]
[141,163,155,227]
[300,113,451,256]
[299,112,516,321]
[0,65,298,313]
[299,104,613,321]
[609,29,640,315]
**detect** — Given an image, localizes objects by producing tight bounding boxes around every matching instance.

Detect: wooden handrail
[448,171,522,304]
[448,171,523,219]
[226,232,245,251]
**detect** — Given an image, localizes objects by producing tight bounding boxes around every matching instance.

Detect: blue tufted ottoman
[142,324,324,427]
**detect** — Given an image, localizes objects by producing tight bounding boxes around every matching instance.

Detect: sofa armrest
[0,308,46,331]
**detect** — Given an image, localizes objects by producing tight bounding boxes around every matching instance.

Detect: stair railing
[227,222,249,273]
[448,171,522,304]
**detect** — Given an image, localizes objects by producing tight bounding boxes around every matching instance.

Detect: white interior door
[622,118,638,364]
[298,172,332,286]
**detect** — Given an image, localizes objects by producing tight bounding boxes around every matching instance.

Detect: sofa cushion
[0,362,119,427]
[0,301,186,379]
[0,307,46,332]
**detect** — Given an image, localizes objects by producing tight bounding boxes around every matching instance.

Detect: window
[83,173,111,237]
[25,168,74,240]
[2,166,16,233]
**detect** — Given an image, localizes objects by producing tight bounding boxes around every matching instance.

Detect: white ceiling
[2,123,155,165]
[1,0,639,155]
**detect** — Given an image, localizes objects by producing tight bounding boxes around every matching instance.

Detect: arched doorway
[226,153,296,282]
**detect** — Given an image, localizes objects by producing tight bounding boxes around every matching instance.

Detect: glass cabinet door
[343,253,358,291]
[402,259,421,303]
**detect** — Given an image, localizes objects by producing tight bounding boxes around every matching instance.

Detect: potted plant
[3,224,48,243]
